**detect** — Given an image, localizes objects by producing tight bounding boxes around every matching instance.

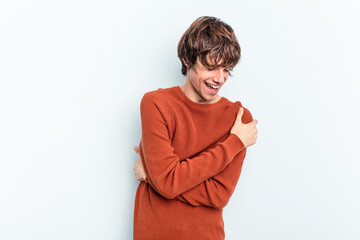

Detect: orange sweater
[133,86,253,240]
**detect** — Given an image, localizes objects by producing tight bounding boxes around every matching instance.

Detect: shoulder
[222,97,253,124]
[140,87,176,115]
[141,87,176,103]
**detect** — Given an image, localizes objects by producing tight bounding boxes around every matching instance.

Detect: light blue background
[1,0,360,239]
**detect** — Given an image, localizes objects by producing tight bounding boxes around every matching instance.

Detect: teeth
[206,83,219,89]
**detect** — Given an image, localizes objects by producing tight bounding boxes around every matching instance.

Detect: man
[132,16,258,240]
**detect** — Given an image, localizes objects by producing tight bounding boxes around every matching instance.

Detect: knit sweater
[133,86,253,240]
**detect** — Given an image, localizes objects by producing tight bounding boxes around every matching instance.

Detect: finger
[237,107,244,122]
[133,146,140,154]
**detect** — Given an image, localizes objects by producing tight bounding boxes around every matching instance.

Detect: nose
[213,69,226,84]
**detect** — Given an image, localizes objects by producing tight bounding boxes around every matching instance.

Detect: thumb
[237,107,244,122]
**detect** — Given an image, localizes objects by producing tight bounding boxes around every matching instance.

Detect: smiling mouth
[205,82,219,90]
[204,82,220,95]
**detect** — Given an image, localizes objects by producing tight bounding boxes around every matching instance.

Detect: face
[182,57,230,104]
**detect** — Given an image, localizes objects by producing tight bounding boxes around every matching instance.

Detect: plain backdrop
[1,0,360,239]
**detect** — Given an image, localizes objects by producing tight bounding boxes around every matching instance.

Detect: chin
[202,94,217,102]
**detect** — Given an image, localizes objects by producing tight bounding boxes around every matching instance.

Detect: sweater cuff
[228,133,245,151]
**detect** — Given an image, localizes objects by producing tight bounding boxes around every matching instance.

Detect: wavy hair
[177,16,241,76]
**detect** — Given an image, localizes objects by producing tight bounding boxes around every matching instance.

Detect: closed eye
[207,68,231,72]
[206,67,233,77]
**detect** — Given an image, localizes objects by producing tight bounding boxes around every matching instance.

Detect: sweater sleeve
[139,93,245,199]
[174,144,246,209]
[170,107,253,209]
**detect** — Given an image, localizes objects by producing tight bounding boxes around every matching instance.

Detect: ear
[182,58,189,68]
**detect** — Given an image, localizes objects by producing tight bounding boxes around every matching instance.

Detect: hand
[133,146,146,181]
[230,107,258,148]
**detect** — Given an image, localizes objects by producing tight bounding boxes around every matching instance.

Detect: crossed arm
[134,145,248,209]
[134,93,253,209]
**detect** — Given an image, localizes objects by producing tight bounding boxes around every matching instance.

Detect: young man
[132,16,258,240]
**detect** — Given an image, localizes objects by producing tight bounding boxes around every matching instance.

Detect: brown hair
[177,16,241,76]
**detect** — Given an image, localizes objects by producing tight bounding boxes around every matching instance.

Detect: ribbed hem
[228,133,245,151]
[172,86,229,111]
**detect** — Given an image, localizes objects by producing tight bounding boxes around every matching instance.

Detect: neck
[180,84,221,104]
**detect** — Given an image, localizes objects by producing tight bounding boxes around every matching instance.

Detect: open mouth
[204,82,220,94]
